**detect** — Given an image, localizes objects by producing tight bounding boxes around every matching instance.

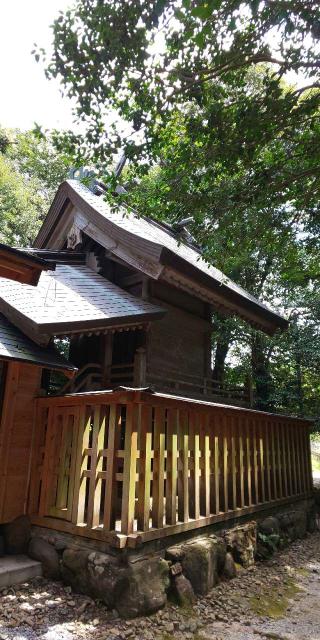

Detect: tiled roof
[0,264,165,345]
[0,313,76,371]
[34,180,288,334]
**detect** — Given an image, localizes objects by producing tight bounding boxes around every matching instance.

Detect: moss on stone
[249,578,301,619]
[295,567,310,577]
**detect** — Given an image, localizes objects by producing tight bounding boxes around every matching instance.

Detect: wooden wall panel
[148,300,211,378]
[0,361,41,523]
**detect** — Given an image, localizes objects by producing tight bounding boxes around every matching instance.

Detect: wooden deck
[29,390,313,549]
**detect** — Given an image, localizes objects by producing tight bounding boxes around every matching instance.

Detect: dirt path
[1,532,320,640]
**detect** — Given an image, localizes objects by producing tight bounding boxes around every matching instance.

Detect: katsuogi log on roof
[34,180,288,335]
[0,263,165,346]
[0,242,54,286]
[0,313,76,372]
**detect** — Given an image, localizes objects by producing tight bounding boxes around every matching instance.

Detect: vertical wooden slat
[259,420,266,503]
[252,420,259,504]
[86,405,101,528]
[71,405,85,523]
[103,403,119,531]
[55,411,69,509]
[177,410,189,523]
[286,421,293,496]
[166,408,178,525]
[281,422,288,498]
[265,420,271,501]
[246,418,252,507]
[90,406,107,528]
[38,406,56,517]
[299,425,307,493]
[306,424,313,491]
[239,418,245,508]
[277,422,283,498]
[222,415,229,512]
[121,403,138,534]
[136,404,152,531]
[270,421,278,500]
[73,406,91,524]
[231,417,237,510]
[214,419,220,514]
[295,425,303,494]
[200,413,210,516]
[291,424,298,495]
[152,406,166,528]
[189,411,200,520]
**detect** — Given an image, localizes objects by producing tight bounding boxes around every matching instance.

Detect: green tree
[0,128,68,246]
[39,1,320,418]
[41,1,320,183]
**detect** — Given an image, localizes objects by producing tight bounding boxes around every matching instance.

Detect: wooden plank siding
[29,389,313,548]
[0,361,42,522]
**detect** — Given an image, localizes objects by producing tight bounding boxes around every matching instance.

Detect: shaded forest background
[1,0,319,423]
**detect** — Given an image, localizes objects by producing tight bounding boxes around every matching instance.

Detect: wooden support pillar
[101,333,113,387]
[133,347,147,387]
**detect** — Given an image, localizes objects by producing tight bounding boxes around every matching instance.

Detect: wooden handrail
[59,362,102,394]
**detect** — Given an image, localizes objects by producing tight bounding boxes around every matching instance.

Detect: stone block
[172,573,196,606]
[166,544,185,562]
[225,521,257,568]
[259,516,280,536]
[62,547,121,609]
[116,557,170,618]
[181,536,226,595]
[28,537,60,579]
[222,552,237,579]
[278,510,307,540]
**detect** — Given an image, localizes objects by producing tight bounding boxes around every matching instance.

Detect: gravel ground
[1,532,320,640]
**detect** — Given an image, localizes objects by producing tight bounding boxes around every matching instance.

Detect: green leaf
[194,30,206,47]
[191,4,213,20]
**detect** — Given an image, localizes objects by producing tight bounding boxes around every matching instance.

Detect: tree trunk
[251,331,274,411]
[212,320,233,386]
[295,351,304,416]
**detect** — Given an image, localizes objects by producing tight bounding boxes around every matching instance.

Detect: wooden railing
[147,364,253,405]
[29,390,313,548]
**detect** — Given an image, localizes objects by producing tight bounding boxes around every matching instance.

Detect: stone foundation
[1,497,317,618]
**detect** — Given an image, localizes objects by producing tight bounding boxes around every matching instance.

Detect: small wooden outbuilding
[0,181,312,548]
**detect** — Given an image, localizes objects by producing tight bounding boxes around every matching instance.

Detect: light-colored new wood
[29,389,313,547]
[152,406,166,528]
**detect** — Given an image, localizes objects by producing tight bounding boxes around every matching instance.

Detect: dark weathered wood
[34,180,288,335]
[238,418,245,508]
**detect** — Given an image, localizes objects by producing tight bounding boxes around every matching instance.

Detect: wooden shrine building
[0,180,313,548]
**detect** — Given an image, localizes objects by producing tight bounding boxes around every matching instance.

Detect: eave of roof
[160,248,288,334]
[0,313,76,372]
[33,180,289,335]
[0,242,55,286]
[0,263,165,346]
